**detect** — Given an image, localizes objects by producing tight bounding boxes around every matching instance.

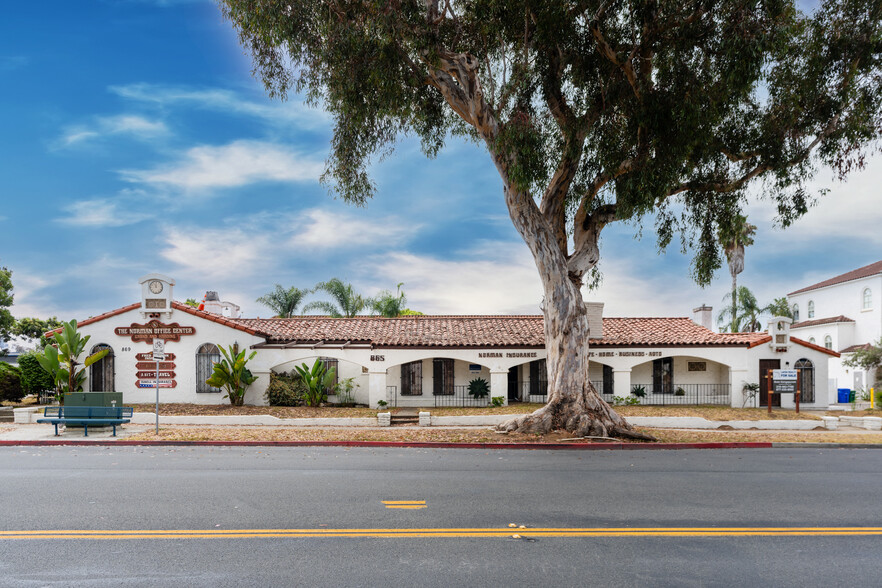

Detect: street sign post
[152,340,165,434]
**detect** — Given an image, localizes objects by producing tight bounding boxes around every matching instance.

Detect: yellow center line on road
[382,500,427,509]
[0,527,880,540]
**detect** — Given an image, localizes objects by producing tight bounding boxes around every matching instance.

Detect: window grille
[401,360,423,395]
[529,359,547,396]
[196,343,221,393]
[319,357,339,395]
[795,358,815,403]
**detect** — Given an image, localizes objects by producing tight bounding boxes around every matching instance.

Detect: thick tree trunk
[495,185,653,441]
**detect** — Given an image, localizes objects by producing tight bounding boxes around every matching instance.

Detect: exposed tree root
[497,396,657,442]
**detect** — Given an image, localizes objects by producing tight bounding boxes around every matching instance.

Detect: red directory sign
[136,380,177,389]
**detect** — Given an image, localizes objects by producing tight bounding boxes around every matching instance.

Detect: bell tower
[139,273,175,319]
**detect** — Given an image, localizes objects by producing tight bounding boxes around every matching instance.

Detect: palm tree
[718,214,756,334]
[717,286,764,332]
[369,283,407,317]
[303,278,367,317]
[762,297,793,319]
[256,284,308,318]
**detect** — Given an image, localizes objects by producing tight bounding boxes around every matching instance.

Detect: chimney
[586,302,604,339]
[693,304,713,330]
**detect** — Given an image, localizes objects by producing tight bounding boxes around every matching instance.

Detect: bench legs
[54,423,59,436]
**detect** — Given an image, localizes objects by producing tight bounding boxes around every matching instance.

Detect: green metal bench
[37,406,133,437]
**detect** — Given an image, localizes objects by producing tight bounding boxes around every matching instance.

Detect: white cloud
[121,140,323,192]
[290,208,418,249]
[109,83,330,129]
[160,226,276,280]
[56,196,154,227]
[59,114,169,147]
[367,242,545,315]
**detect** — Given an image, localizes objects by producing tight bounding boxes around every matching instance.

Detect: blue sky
[1,0,878,326]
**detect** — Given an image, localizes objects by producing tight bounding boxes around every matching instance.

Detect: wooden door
[759,359,780,407]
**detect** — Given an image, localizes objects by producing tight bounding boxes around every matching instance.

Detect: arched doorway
[89,344,114,392]
[795,358,815,403]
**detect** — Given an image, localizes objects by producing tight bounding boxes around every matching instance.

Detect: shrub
[613,395,640,406]
[334,377,359,407]
[0,363,24,402]
[491,396,505,407]
[17,352,54,395]
[631,385,646,398]
[468,377,490,399]
[675,387,686,396]
[265,371,307,406]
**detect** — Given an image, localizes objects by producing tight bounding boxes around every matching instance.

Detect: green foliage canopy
[220,0,882,287]
[0,263,13,341]
[304,278,367,317]
[256,284,308,317]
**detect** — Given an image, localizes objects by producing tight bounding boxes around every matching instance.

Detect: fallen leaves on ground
[124,426,585,444]
[615,406,822,421]
[128,403,376,418]
[644,428,882,444]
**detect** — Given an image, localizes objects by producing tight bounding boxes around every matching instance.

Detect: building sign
[772,369,798,393]
[136,361,175,370]
[136,352,176,361]
[589,351,663,358]
[136,371,176,379]
[137,380,177,388]
[478,352,538,359]
[115,320,196,342]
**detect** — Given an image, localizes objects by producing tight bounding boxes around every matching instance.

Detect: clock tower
[139,273,175,319]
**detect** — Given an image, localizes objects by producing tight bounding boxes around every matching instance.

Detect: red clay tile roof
[231,315,769,348]
[840,343,873,354]
[788,260,882,295]
[791,315,855,329]
[47,301,262,338]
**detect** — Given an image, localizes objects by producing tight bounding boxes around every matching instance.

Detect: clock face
[149,280,164,294]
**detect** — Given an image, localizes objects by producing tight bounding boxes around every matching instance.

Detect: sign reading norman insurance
[115,320,196,342]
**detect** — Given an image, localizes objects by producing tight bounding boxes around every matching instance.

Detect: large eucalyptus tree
[220,0,882,438]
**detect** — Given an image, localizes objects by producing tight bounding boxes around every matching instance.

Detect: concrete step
[0,408,14,423]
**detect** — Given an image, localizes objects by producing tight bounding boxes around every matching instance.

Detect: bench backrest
[42,406,133,419]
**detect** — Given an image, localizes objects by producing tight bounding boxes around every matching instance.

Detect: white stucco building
[64,274,837,409]
[788,260,882,395]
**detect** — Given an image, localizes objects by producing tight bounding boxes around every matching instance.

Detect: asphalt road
[1,446,880,587]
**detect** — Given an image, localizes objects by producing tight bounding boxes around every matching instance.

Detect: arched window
[809,337,816,344]
[89,344,114,392]
[863,288,872,310]
[824,335,833,350]
[196,343,221,393]
[792,304,799,322]
[795,358,815,403]
[807,300,815,319]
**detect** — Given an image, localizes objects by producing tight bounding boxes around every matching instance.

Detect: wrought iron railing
[433,385,489,407]
[629,383,731,405]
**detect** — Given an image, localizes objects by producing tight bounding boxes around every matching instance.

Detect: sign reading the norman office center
[115,320,196,342]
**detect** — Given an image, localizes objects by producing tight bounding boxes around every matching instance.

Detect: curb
[0,440,831,450]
